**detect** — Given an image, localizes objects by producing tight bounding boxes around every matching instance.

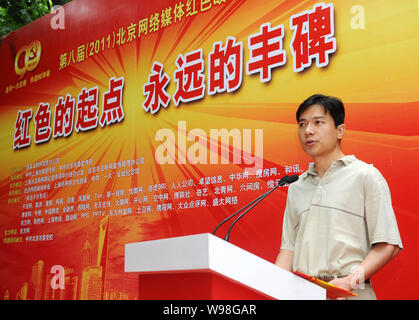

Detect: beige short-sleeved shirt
[280,155,403,278]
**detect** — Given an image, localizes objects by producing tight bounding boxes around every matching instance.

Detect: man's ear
[337,123,345,140]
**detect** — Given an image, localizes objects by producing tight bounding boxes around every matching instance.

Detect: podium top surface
[125,233,325,300]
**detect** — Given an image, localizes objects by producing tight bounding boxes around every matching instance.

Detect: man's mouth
[305,140,317,146]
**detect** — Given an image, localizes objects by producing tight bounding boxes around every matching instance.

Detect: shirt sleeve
[280,186,298,251]
[364,166,403,249]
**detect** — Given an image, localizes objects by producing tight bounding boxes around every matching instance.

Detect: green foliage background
[0,0,71,38]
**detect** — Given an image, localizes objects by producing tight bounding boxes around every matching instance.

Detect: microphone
[212,174,299,241]
[284,174,298,184]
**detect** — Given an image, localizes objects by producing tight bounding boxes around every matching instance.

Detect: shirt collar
[339,154,357,166]
[302,155,357,178]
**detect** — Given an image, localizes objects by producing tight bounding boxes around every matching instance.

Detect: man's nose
[305,122,314,135]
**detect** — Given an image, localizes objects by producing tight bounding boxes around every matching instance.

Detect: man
[275,94,403,299]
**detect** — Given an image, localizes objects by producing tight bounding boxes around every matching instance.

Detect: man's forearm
[350,242,400,286]
[275,249,294,271]
[330,242,400,291]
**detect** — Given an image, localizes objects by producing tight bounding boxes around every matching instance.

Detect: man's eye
[298,122,306,128]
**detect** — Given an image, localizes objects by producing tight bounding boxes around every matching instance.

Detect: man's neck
[313,149,345,178]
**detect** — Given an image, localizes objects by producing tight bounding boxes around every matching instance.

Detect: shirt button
[314,186,322,203]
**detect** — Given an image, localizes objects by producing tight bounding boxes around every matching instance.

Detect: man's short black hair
[296,94,345,128]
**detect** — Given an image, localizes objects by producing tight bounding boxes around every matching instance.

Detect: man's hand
[329,275,354,292]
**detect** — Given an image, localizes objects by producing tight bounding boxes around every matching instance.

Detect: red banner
[0,0,418,300]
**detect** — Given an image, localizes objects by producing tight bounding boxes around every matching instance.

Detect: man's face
[297,104,345,158]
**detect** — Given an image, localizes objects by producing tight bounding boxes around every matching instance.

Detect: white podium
[125,233,325,300]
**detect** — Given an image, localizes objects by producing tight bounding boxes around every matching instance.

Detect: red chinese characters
[12,4,338,148]
[208,36,243,94]
[75,87,99,132]
[143,62,171,114]
[54,94,75,138]
[12,76,126,149]
[173,49,205,106]
[13,109,32,149]
[100,77,125,127]
[290,2,336,72]
[34,103,52,144]
[247,22,286,83]
[140,3,337,115]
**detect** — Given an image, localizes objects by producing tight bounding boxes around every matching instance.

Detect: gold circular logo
[15,40,42,79]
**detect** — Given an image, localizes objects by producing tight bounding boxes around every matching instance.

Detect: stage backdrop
[0,0,418,300]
